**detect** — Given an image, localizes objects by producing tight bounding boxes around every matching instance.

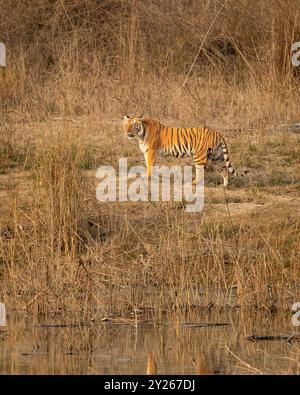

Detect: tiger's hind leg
[218,166,229,187]
[208,143,229,187]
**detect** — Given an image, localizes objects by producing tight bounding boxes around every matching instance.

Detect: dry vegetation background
[1,0,300,119]
[0,0,300,324]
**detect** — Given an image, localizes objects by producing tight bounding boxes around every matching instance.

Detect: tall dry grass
[0,0,300,118]
[1,120,299,319]
[0,1,300,321]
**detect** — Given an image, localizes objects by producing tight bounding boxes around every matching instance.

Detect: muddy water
[0,309,299,375]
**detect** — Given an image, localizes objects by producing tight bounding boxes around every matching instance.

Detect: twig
[227,33,263,90]
[225,344,264,374]
[246,334,300,342]
[37,320,93,328]
[180,322,230,328]
[182,0,227,90]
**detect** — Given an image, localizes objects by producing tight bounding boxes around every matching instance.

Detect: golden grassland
[0,114,299,320]
[0,0,300,323]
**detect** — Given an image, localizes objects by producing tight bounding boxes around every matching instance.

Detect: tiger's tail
[220,137,249,177]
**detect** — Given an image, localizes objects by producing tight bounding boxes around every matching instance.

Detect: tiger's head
[123,115,144,139]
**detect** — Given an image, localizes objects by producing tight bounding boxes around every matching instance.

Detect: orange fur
[123,115,248,186]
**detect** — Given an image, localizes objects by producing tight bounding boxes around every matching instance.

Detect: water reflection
[146,353,157,375]
[0,309,299,374]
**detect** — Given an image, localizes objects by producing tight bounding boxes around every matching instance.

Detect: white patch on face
[137,124,144,137]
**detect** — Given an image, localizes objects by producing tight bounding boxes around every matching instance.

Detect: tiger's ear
[139,114,144,120]
[123,114,130,122]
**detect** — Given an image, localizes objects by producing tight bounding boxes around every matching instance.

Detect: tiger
[123,115,249,187]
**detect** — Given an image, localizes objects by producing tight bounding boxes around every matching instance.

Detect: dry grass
[0,118,299,321]
[1,0,300,119]
[0,1,300,325]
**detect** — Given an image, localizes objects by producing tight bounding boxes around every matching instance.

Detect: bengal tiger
[123,115,249,187]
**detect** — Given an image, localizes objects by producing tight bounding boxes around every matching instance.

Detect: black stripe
[182,128,189,152]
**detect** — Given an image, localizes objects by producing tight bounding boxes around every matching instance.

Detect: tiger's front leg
[192,165,205,186]
[144,150,156,178]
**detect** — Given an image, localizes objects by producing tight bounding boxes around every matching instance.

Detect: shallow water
[0,309,299,375]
